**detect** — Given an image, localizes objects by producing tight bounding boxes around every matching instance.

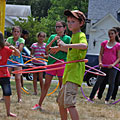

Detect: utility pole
[0,0,6,36]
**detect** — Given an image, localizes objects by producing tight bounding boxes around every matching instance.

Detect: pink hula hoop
[12,59,88,74]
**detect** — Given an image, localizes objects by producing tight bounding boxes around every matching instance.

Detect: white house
[86,0,120,54]
[5,4,31,28]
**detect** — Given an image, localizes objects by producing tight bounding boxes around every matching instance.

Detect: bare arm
[111,50,120,67]
[57,39,87,50]
[49,46,68,54]
[30,49,35,58]
[99,46,104,67]
[5,41,24,53]
[45,36,60,53]
[18,43,24,52]
[5,41,11,46]
[9,46,20,56]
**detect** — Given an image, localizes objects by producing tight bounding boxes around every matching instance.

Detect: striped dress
[30,42,47,65]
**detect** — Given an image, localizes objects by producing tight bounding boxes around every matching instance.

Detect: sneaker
[8,113,17,117]
[111,99,115,102]
[0,97,4,101]
[89,97,94,101]
[18,99,22,103]
[32,104,41,110]
[105,100,109,104]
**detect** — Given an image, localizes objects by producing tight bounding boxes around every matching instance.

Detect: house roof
[5,16,14,25]
[5,4,31,27]
[91,13,120,29]
[5,4,31,17]
[88,0,120,22]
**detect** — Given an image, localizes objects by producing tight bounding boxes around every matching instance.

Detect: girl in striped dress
[30,32,48,95]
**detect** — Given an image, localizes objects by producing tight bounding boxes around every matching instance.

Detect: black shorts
[0,77,12,96]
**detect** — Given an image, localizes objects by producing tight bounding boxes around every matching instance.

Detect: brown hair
[12,26,22,33]
[36,32,46,38]
[108,28,117,34]
[0,32,5,48]
[56,21,67,34]
[113,27,120,42]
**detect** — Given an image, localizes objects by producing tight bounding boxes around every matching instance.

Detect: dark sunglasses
[55,26,63,29]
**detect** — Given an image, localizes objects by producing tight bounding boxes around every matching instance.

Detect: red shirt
[0,46,12,77]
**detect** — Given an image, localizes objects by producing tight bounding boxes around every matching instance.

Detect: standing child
[5,26,25,102]
[111,27,120,100]
[89,28,120,104]
[20,30,29,89]
[21,30,29,46]
[30,32,47,95]
[97,27,120,101]
[32,21,71,110]
[57,10,87,120]
[0,32,20,117]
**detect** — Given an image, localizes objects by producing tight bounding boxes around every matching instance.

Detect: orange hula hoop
[24,57,60,96]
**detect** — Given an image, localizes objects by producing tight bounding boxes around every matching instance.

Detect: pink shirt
[101,40,120,67]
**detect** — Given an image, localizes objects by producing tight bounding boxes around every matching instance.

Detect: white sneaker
[111,99,115,102]
[105,101,109,104]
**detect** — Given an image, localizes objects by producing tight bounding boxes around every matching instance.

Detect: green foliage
[12,16,49,47]
[40,0,88,36]
[6,0,30,5]
[30,0,51,20]
[5,0,88,47]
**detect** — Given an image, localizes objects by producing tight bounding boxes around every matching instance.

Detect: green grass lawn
[0,78,120,120]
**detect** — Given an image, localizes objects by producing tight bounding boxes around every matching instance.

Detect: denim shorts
[0,77,12,96]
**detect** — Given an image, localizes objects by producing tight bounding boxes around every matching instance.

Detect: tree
[5,0,88,47]
[30,0,51,20]
[6,0,30,5]
[40,0,88,36]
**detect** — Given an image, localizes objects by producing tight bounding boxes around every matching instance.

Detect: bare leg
[0,95,4,101]
[38,74,53,107]
[68,106,79,120]
[33,73,38,95]
[59,105,67,120]
[38,72,43,93]
[58,77,62,88]
[8,67,21,102]
[4,96,16,117]
[21,75,24,87]
[15,73,22,102]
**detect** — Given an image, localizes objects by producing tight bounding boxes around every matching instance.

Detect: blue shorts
[0,77,12,96]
